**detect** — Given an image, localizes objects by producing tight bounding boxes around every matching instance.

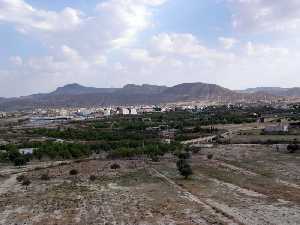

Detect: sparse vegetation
[69,169,78,175]
[22,177,31,186]
[176,158,193,179]
[16,174,26,182]
[287,144,299,153]
[89,175,96,181]
[40,173,50,181]
[110,163,121,170]
[207,154,214,160]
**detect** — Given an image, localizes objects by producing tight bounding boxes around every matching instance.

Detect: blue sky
[0,0,300,97]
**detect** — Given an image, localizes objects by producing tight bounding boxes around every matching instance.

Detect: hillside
[241,87,300,97]
[0,82,277,111]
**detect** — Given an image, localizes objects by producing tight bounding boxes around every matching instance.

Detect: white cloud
[2,0,300,97]
[245,42,289,57]
[9,56,23,66]
[218,37,237,50]
[0,0,83,32]
[150,33,235,62]
[227,0,300,33]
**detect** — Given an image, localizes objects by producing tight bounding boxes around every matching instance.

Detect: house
[264,123,289,133]
[257,117,265,123]
[19,148,36,155]
[104,108,111,116]
[117,108,130,115]
[0,112,7,118]
[129,108,138,115]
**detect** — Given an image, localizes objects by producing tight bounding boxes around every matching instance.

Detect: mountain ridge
[240,87,300,97]
[0,82,292,111]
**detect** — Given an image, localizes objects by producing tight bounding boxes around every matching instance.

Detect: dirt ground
[0,144,300,225]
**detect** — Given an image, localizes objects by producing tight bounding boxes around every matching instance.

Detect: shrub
[190,147,201,154]
[16,174,26,182]
[151,155,160,162]
[207,154,214,160]
[22,178,31,186]
[40,173,50,181]
[176,159,193,179]
[69,169,78,175]
[287,144,299,153]
[14,156,27,167]
[110,163,121,170]
[175,151,190,159]
[89,175,97,181]
[34,167,43,171]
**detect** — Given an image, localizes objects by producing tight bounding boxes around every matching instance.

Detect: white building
[59,109,69,117]
[121,108,130,115]
[78,108,92,116]
[129,108,138,115]
[19,148,36,155]
[0,112,7,118]
[104,108,111,116]
[264,123,289,133]
[139,106,155,113]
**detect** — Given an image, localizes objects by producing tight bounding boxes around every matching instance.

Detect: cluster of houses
[0,112,7,118]
[29,105,179,122]
[263,123,290,133]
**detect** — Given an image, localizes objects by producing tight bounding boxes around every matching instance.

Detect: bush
[110,163,121,170]
[151,155,160,162]
[14,156,27,167]
[190,147,201,154]
[69,169,78,175]
[40,173,50,181]
[175,151,190,159]
[176,159,193,179]
[34,167,43,171]
[89,175,97,181]
[207,154,214,160]
[287,144,299,153]
[16,174,26,182]
[22,177,31,186]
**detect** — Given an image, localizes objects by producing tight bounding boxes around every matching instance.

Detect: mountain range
[0,82,298,111]
[240,87,300,97]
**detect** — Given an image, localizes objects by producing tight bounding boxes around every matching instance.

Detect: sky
[1,0,300,97]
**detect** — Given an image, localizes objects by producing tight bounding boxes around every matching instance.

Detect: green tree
[176,159,193,179]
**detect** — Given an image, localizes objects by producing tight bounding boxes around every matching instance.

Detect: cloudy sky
[1,0,300,97]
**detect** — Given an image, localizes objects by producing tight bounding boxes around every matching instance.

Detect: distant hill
[240,87,300,97]
[163,83,233,99]
[51,83,117,95]
[0,82,280,111]
[119,84,168,95]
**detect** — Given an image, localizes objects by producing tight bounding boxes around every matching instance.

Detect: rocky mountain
[0,82,279,111]
[163,83,232,98]
[241,87,300,97]
[51,83,116,95]
[118,84,168,95]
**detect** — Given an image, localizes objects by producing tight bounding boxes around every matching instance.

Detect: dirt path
[0,174,18,195]
[149,167,244,225]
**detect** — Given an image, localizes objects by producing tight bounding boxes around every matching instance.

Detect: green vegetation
[176,158,193,179]
[89,175,97,181]
[0,145,29,166]
[110,163,121,170]
[69,169,78,175]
